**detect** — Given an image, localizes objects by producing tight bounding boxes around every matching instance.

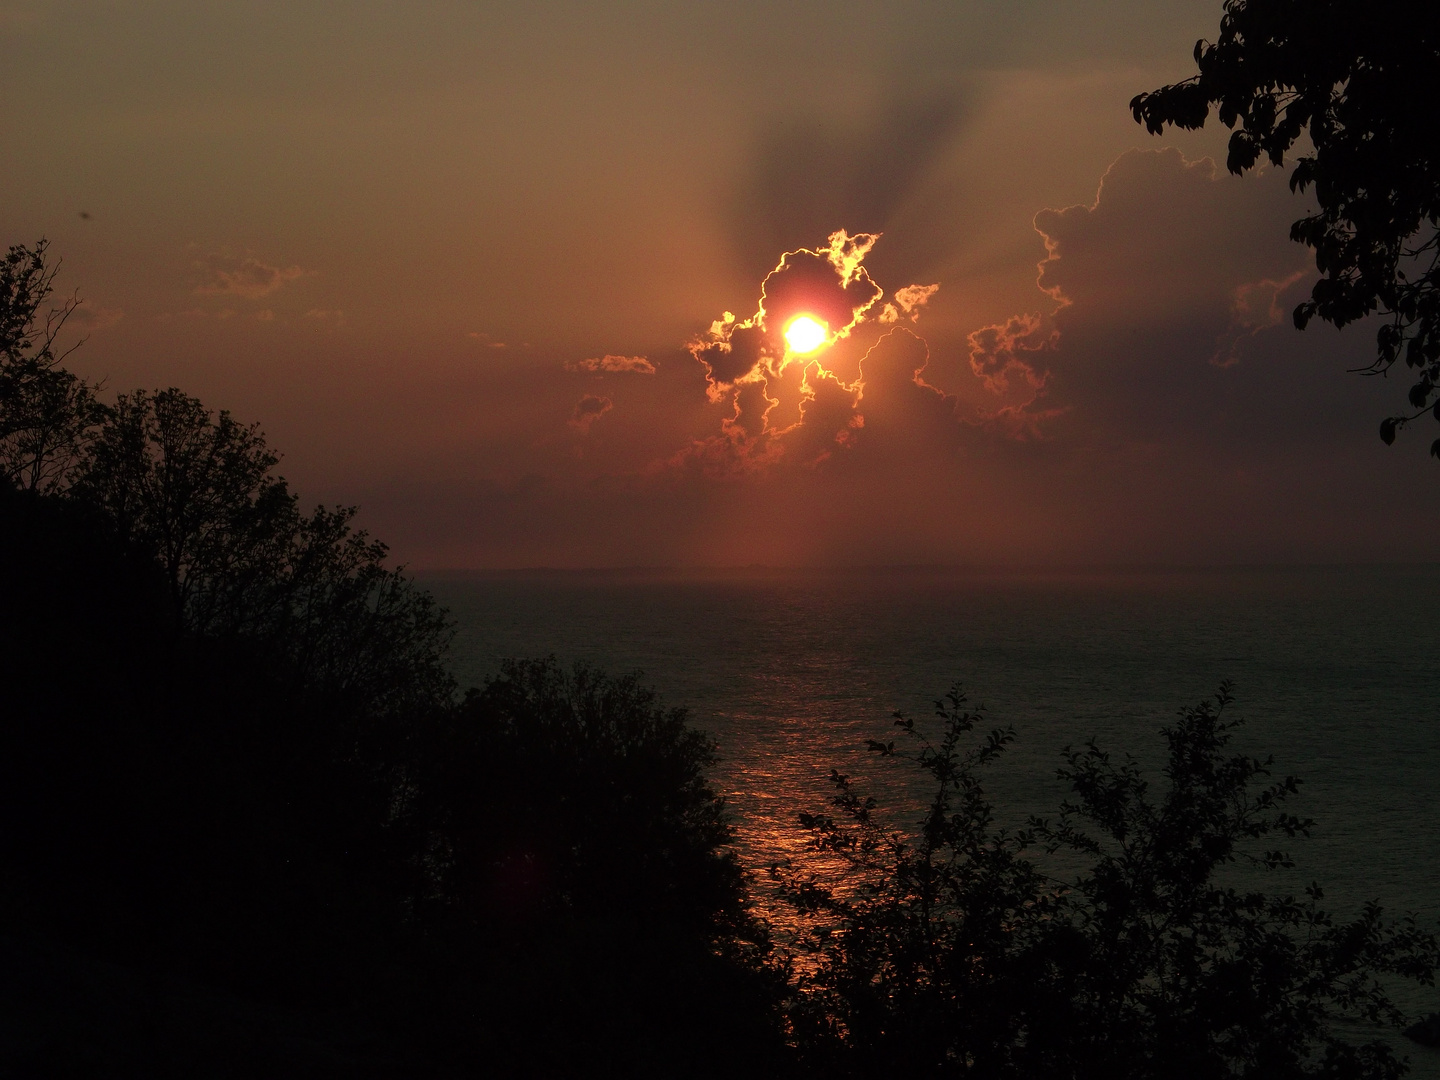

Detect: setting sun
[783,314,828,354]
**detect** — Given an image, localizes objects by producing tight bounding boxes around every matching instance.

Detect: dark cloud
[1033,149,1306,325]
[979,147,1369,453]
[759,240,882,336]
[1211,270,1309,368]
[691,318,770,391]
[569,393,613,431]
[967,313,1054,395]
[726,380,777,442]
[778,371,862,468]
[853,328,961,453]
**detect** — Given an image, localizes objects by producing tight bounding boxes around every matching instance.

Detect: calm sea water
[424,565,1440,1059]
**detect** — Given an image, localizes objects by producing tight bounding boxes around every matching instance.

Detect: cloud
[569,393,613,431]
[1212,269,1309,367]
[469,332,508,349]
[157,307,237,322]
[690,315,769,394]
[688,230,883,394]
[194,252,306,299]
[68,304,124,331]
[566,354,656,375]
[878,282,940,323]
[303,308,345,329]
[853,328,961,452]
[675,226,982,479]
[967,313,1055,395]
[1032,149,1304,324]
[963,145,1353,456]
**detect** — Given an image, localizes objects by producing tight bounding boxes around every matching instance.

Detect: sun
[784,314,828,354]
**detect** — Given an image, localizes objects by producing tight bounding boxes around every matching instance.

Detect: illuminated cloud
[688,230,883,394]
[758,230,883,340]
[681,234,984,475]
[566,354,656,375]
[878,282,940,323]
[469,332,508,350]
[690,316,769,395]
[725,380,778,442]
[194,252,306,299]
[569,393,613,431]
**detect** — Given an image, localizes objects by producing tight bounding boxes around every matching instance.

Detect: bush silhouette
[783,685,1439,1079]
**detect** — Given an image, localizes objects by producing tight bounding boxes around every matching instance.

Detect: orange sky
[5,1,1438,567]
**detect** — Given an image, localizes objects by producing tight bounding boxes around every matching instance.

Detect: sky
[5,0,1439,568]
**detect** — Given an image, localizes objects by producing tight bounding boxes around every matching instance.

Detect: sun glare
[784,315,828,354]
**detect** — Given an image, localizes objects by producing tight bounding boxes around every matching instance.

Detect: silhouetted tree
[781,690,1060,1077]
[1131,2,1440,452]
[407,658,787,1077]
[70,386,454,717]
[0,239,105,491]
[785,685,1439,1078]
[0,274,787,1072]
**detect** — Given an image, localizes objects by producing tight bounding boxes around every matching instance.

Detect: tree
[407,658,785,1078]
[74,387,292,625]
[780,689,1059,1078]
[1130,2,1440,452]
[784,685,1439,1078]
[71,387,453,714]
[0,239,106,491]
[1030,685,1438,1079]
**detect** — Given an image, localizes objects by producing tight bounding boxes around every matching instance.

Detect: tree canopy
[781,686,1440,1078]
[0,240,781,1076]
[0,240,105,490]
[1130,1,1440,452]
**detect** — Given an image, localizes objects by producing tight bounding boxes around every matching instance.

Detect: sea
[424,564,1440,1069]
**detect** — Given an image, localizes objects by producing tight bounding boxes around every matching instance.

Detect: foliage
[781,689,1060,1077]
[408,658,787,1076]
[1130,1,1440,452]
[0,242,785,1072]
[1031,684,1439,1079]
[784,684,1439,1079]
[71,386,454,715]
[0,240,106,491]
[425,658,749,929]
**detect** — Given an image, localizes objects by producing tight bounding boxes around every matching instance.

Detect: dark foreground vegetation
[6,236,1440,1077]
[1131,0,1440,453]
